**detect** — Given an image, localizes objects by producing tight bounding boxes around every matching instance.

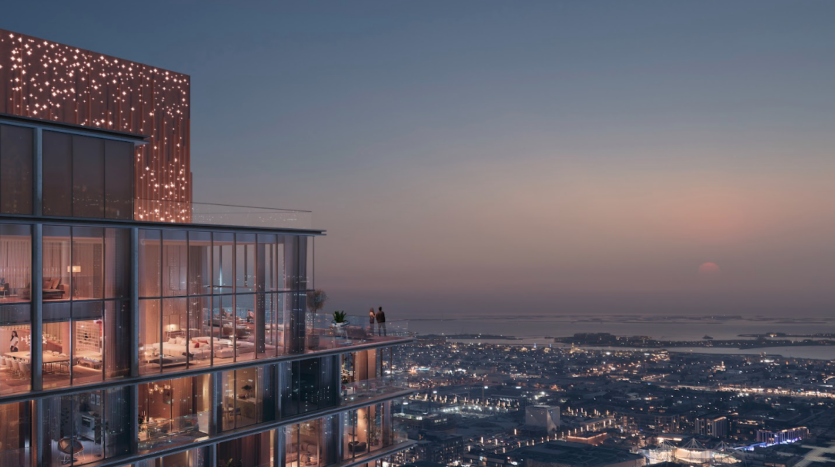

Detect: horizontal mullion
[0,337,413,405]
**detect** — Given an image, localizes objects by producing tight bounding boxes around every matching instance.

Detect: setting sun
[698,262,721,276]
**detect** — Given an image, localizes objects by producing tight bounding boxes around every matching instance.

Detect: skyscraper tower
[0,28,415,467]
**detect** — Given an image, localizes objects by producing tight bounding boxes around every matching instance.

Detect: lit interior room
[0,321,32,394]
[137,375,211,452]
[0,224,31,304]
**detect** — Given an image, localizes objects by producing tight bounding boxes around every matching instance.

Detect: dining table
[5,351,70,363]
[5,351,71,373]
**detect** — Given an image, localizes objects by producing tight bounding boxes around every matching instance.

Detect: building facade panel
[0,29,191,222]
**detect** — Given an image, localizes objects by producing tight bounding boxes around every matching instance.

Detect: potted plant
[306,290,328,314]
[331,311,351,343]
[332,311,350,332]
[332,311,348,325]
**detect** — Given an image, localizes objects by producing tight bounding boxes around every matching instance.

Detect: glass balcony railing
[134,198,313,229]
[341,376,410,406]
[307,313,411,351]
[138,412,211,452]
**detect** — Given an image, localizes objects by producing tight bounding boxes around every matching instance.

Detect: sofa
[42,277,69,299]
[147,336,213,360]
[146,336,276,360]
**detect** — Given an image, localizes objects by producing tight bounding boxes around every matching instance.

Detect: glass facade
[0,223,32,304]
[0,400,31,465]
[0,304,31,394]
[0,108,409,467]
[218,431,273,467]
[138,375,211,453]
[139,230,307,374]
[280,356,339,417]
[0,124,34,215]
[41,387,131,466]
[42,131,134,220]
[39,225,132,388]
[135,447,210,467]
[0,28,415,467]
[0,231,414,467]
[0,225,33,394]
[0,211,413,467]
[284,417,337,467]
[220,366,276,431]
[341,403,390,461]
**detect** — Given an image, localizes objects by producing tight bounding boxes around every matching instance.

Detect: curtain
[1,237,31,289]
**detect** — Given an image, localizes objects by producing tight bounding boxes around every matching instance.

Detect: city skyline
[4,1,835,317]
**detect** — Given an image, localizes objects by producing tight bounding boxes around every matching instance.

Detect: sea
[408,314,835,360]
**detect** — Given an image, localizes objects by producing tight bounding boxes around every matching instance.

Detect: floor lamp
[67,265,81,298]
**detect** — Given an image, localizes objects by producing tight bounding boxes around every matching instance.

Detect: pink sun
[698,262,721,276]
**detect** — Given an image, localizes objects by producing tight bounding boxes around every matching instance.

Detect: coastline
[441,337,835,360]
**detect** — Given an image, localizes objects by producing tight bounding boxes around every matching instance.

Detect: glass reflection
[0,401,30,465]
[138,375,211,453]
[42,388,130,466]
[0,224,31,304]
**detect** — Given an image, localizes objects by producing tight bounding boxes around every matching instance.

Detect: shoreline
[441,337,835,360]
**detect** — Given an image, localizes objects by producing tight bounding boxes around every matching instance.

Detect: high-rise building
[0,28,415,467]
[756,427,810,445]
[694,415,729,438]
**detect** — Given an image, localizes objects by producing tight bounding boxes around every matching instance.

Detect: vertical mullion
[68,318,73,386]
[208,441,217,467]
[101,301,107,383]
[232,370,237,430]
[129,383,138,458]
[232,294,237,364]
[69,227,74,387]
[211,371,222,436]
[32,224,43,392]
[232,234,236,364]
[101,227,106,382]
[158,232,163,374]
[274,427,285,467]
[210,296,214,368]
[130,228,139,378]
[32,398,43,467]
[33,128,42,216]
[185,233,190,369]
[32,222,44,466]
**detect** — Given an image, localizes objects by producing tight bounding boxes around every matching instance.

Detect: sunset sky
[6,1,835,317]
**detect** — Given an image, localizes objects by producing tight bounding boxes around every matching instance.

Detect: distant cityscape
[393,333,835,467]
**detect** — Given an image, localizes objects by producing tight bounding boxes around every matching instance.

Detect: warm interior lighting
[66,265,81,273]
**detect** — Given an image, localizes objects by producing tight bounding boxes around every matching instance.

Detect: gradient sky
[5,1,835,318]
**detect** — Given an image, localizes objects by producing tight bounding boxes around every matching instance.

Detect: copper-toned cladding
[0,29,191,222]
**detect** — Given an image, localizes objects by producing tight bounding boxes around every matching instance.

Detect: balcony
[340,375,412,408]
[307,313,412,352]
[135,199,314,230]
[138,412,210,453]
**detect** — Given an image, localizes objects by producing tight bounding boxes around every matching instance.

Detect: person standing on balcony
[369,308,376,335]
[376,307,386,336]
